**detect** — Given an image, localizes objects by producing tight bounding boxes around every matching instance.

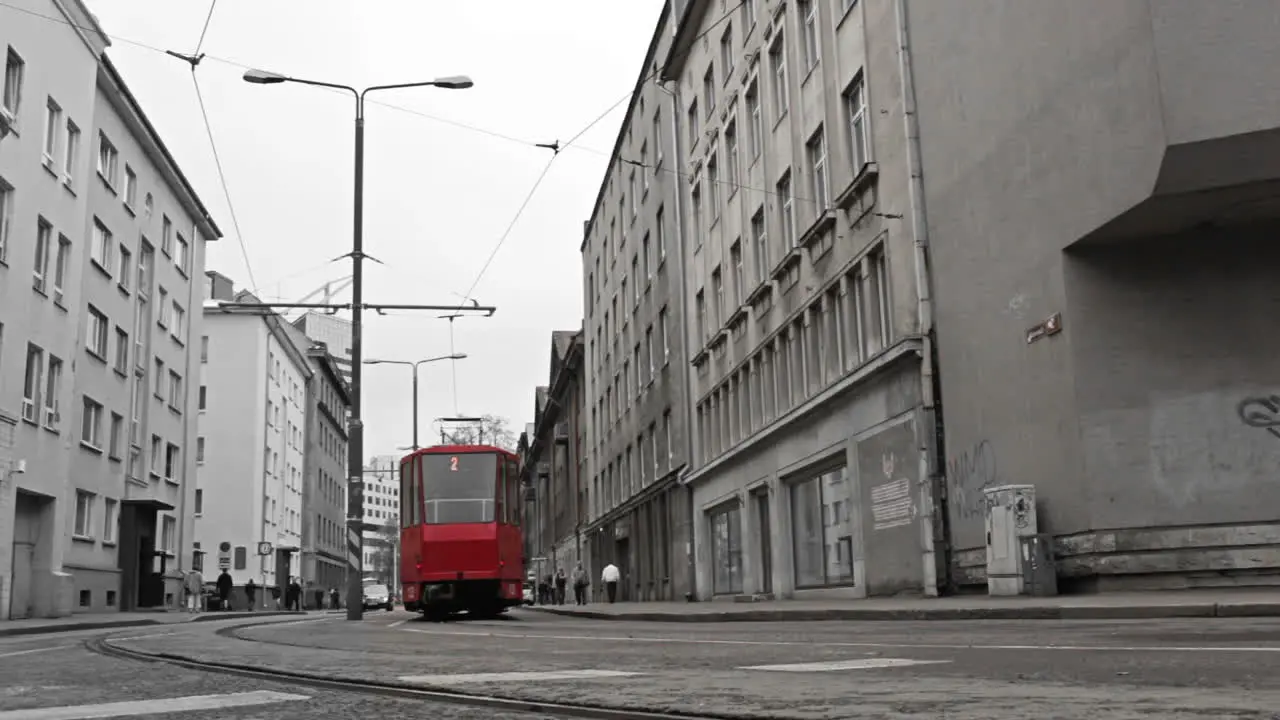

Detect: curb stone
[0,610,311,638]
[522,601,1274,622]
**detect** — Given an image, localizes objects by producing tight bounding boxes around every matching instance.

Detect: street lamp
[365,354,466,451]
[244,67,472,621]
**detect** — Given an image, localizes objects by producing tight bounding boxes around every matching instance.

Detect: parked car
[362,583,393,611]
[522,580,535,606]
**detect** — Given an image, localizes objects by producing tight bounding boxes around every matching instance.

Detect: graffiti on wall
[946,439,999,523]
[1238,395,1280,441]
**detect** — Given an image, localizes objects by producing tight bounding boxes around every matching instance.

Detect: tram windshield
[419,453,496,524]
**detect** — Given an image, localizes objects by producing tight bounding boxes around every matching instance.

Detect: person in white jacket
[601,563,620,604]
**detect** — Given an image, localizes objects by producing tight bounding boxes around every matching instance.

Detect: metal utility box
[1020,533,1058,597]
[984,484,1037,596]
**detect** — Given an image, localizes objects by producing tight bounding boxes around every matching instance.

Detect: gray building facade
[664,0,937,601]
[580,2,695,603]
[906,0,1280,590]
[1,0,220,620]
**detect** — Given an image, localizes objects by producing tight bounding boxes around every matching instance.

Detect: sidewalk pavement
[525,588,1280,622]
[0,609,316,638]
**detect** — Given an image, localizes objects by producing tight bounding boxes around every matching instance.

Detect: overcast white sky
[83,0,663,458]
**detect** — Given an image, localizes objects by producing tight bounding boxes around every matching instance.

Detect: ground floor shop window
[709,504,743,594]
[790,466,855,588]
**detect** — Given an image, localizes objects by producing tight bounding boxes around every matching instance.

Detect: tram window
[421,453,496,524]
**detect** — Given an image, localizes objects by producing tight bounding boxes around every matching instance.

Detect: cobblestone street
[39,609,1280,719]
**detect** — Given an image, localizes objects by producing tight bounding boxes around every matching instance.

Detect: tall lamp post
[365,353,466,451]
[243,68,473,621]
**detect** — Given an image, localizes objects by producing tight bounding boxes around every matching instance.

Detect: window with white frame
[659,306,670,362]
[746,80,762,159]
[43,97,61,163]
[720,24,734,79]
[91,217,112,270]
[161,215,172,255]
[731,240,744,306]
[138,241,153,296]
[777,171,795,250]
[109,413,123,459]
[81,395,103,448]
[171,302,185,338]
[117,244,132,292]
[770,35,788,120]
[807,126,829,210]
[102,499,118,544]
[96,132,118,187]
[74,490,94,538]
[153,358,164,397]
[32,217,51,292]
[725,121,739,193]
[125,165,138,208]
[176,234,189,274]
[22,343,43,421]
[0,177,13,263]
[197,436,205,463]
[86,305,108,358]
[43,355,61,430]
[800,0,820,71]
[164,443,179,481]
[53,235,70,302]
[3,47,24,120]
[751,207,768,282]
[846,75,869,171]
[167,370,182,408]
[161,516,176,554]
[114,326,128,373]
[63,120,79,183]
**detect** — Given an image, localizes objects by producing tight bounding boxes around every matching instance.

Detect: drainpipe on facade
[656,74,698,602]
[893,0,947,596]
[177,229,201,597]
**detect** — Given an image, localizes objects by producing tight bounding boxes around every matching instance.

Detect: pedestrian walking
[554,568,567,605]
[571,563,589,605]
[602,562,620,604]
[185,568,204,613]
[216,570,233,611]
[245,578,258,611]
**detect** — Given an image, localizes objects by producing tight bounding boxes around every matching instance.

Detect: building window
[846,74,869,171]
[43,97,61,164]
[43,356,61,430]
[730,241,744,306]
[807,127,828,210]
[195,489,203,515]
[63,120,80,184]
[165,443,180,481]
[3,47,24,119]
[124,165,137,208]
[81,396,103,448]
[777,172,795,250]
[103,499,118,544]
[168,370,183,409]
[161,516,176,554]
[709,504,743,595]
[720,24,734,79]
[0,177,13,263]
[770,35,788,120]
[725,121,739,194]
[109,413,123,459]
[197,436,205,463]
[176,234,189,274]
[53,235,70,302]
[790,466,855,588]
[800,0,820,70]
[746,80,762,159]
[751,207,768,282]
[659,306,670,363]
[22,343,43,422]
[74,490,94,538]
[32,217,51,293]
[86,305,108,358]
[117,245,132,292]
[96,132,118,187]
[114,327,129,373]
[91,217,112,271]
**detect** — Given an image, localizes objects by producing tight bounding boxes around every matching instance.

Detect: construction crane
[282,275,353,318]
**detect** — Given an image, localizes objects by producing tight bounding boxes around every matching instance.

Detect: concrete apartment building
[196,277,307,603]
[905,0,1280,591]
[361,454,400,587]
[280,320,349,601]
[664,0,933,601]
[521,331,586,582]
[579,1,695,603]
[0,0,219,619]
[293,312,352,389]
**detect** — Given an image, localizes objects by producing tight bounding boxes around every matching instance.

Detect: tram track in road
[87,631,750,720]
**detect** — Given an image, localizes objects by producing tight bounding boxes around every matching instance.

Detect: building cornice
[659,0,712,81]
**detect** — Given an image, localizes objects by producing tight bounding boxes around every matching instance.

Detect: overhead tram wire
[165,0,259,292]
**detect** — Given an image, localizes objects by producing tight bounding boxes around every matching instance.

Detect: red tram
[398,444,524,619]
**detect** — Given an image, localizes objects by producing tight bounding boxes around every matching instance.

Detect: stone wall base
[949,521,1280,593]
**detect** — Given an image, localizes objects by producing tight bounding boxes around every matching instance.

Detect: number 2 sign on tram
[397,443,524,620]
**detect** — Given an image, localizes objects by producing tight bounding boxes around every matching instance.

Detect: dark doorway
[117,499,169,611]
[754,490,773,595]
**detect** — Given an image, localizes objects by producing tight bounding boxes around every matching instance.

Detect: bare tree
[439,414,517,450]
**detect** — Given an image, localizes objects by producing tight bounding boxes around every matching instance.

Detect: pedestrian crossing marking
[739,658,951,672]
[398,669,641,684]
[0,691,309,719]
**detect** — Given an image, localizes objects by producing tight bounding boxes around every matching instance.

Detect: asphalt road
[90,608,1280,719]
[0,624,571,720]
